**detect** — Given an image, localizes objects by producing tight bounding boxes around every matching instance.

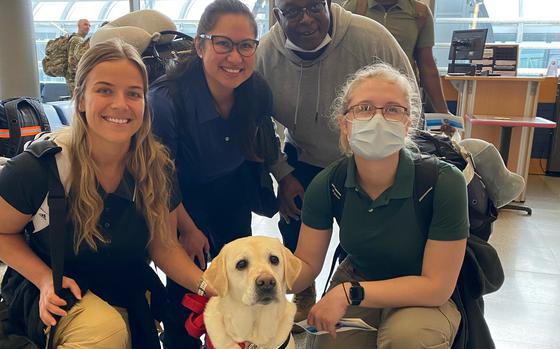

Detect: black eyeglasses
[198,34,259,57]
[275,1,327,22]
[344,103,409,122]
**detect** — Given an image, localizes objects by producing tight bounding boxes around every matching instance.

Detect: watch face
[350,282,364,304]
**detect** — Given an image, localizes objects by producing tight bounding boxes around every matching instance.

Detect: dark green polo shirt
[344,0,435,68]
[302,148,469,280]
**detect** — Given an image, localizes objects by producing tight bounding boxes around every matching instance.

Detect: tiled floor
[252,174,560,349]
[2,174,559,348]
[484,175,560,349]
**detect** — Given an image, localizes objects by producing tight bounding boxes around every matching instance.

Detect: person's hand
[38,275,82,326]
[307,283,349,338]
[179,227,210,269]
[278,174,305,223]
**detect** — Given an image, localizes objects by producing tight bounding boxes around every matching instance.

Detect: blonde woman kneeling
[292,63,468,349]
[0,39,213,349]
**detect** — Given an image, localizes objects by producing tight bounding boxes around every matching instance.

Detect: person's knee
[379,324,452,349]
[55,292,130,348]
[378,307,457,349]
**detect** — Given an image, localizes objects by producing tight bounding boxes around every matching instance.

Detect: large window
[32,0,271,82]
[139,0,270,39]
[433,0,560,75]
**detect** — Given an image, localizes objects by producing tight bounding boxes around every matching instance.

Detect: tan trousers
[306,259,461,349]
[46,291,131,349]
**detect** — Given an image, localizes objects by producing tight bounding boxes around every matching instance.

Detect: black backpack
[0,98,51,158]
[142,30,194,84]
[411,130,498,240]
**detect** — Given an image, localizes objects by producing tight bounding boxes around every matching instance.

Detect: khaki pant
[46,291,131,349]
[306,259,461,349]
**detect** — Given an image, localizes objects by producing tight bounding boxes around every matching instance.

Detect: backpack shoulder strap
[24,141,65,293]
[329,157,349,225]
[413,154,439,234]
[322,157,349,296]
[24,141,66,349]
[23,139,60,159]
[413,0,429,32]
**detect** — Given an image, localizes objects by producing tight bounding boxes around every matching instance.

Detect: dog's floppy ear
[282,245,302,291]
[204,253,228,297]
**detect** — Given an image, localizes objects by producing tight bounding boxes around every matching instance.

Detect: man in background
[344,0,451,114]
[66,19,90,94]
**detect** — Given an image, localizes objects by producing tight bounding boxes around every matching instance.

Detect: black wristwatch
[349,281,364,306]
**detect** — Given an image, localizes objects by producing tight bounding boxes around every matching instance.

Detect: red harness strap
[182,294,290,349]
[182,294,246,349]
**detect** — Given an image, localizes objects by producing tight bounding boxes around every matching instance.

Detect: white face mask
[349,116,406,160]
[285,33,332,53]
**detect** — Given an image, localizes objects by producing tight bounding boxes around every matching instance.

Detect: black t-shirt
[0,149,181,307]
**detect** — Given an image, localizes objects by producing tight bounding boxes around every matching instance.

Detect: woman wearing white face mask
[290,63,469,349]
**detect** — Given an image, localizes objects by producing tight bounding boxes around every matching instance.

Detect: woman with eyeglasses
[290,63,468,349]
[147,1,278,348]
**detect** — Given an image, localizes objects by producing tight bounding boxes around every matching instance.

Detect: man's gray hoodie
[256,3,414,180]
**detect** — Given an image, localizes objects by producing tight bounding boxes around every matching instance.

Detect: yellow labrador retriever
[204,236,302,349]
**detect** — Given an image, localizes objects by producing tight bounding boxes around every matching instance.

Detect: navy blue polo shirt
[149,67,272,189]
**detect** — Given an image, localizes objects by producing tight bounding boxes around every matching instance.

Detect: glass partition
[433,0,560,75]
[139,0,270,38]
[32,0,271,83]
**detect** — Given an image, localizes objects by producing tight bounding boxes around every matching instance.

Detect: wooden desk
[446,76,545,200]
[466,114,557,195]
[445,76,542,114]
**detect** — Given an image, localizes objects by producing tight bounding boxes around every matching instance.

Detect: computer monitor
[448,29,488,74]
[448,29,488,60]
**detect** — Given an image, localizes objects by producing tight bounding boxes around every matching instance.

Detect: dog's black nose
[256,275,276,291]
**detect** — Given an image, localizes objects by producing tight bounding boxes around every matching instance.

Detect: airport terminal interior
[1,0,560,348]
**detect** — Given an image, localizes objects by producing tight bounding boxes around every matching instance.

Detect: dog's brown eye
[269,255,279,265]
[236,259,248,270]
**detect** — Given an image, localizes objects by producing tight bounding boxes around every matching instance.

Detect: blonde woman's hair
[62,38,175,253]
[330,62,421,155]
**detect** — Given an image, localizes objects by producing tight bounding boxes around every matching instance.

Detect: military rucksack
[42,34,76,77]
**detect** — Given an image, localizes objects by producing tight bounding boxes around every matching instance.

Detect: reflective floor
[252,174,560,349]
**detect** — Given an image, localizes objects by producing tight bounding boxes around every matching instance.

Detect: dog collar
[277,334,291,349]
[243,334,291,349]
